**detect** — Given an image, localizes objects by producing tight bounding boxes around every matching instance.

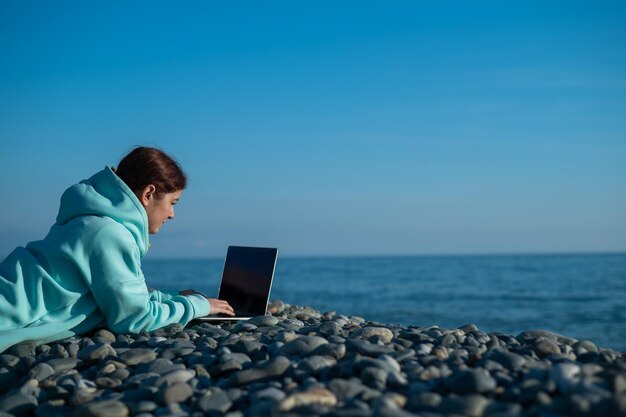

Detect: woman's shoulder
[56,215,136,248]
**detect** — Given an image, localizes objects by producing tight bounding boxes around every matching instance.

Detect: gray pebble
[573,340,598,353]
[0,391,37,415]
[299,355,337,374]
[28,362,55,381]
[157,382,193,404]
[550,362,581,393]
[74,400,129,417]
[109,368,130,381]
[444,368,497,394]
[231,340,266,359]
[94,329,116,343]
[487,349,527,371]
[155,369,195,387]
[350,327,394,344]
[346,339,394,356]
[78,344,116,362]
[47,358,80,373]
[129,401,158,414]
[407,391,441,411]
[484,401,522,417]
[534,339,561,357]
[361,367,388,389]
[248,315,279,327]
[228,356,291,386]
[197,389,233,414]
[95,377,122,388]
[137,358,183,374]
[0,355,20,368]
[327,377,369,401]
[440,394,490,417]
[250,386,286,403]
[275,335,328,356]
[67,343,80,358]
[9,342,37,357]
[319,321,343,336]
[312,342,346,360]
[119,348,157,366]
[517,329,576,345]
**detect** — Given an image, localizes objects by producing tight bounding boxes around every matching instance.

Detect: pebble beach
[0,301,625,417]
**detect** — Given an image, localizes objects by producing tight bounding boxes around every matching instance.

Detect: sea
[142,253,626,352]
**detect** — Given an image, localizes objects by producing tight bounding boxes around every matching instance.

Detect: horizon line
[143,249,626,261]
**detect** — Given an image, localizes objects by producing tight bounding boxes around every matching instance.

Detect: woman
[0,147,234,352]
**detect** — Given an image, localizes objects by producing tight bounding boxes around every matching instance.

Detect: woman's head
[115,147,187,234]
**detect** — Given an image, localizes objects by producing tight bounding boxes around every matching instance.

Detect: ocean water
[142,253,626,351]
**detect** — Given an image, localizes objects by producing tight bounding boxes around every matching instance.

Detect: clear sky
[1,1,625,258]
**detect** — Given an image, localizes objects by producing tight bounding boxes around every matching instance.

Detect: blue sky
[1,1,625,258]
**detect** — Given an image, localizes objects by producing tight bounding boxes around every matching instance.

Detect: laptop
[197,245,279,321]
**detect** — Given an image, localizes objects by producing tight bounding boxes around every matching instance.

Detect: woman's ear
[138,184,157,207]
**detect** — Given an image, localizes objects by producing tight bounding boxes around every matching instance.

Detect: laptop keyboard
[214,309,252,318]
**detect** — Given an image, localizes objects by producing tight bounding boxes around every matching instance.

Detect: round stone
[9,342,37,357]
[197,389,233,414]
[94,330,116,342]
[440,394,490,417]
[275,336,328,357]
[129,401,158,414]
[350,327,394,343]
[78,344,116,362]
[361,367,388,389]
[444,368,497,394]
[0,355,20,368]
[228,356,292,386]
[268,300,286,314]
[327,378,368,402]
[299,355,337,375]
[47,358,80,373]
[312,343,346,360]
[408,391,442,411]
[534,339,561,357]
[250,386,286,403]
[137,358,182,374]
[119,348,157,366]
[573,340,598,353]
[550,363,581,393]
[345,339,394,356]
[28,363,55,381]
[155,369,196,386]
[460,324,479,333]
[157,382,193,405]
[248,315,279,327]
[279,387,337,411]
[74,400,129,417]
[0,392,37,415]
[487,349,527,371]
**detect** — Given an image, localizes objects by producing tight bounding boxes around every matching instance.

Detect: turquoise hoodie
[0,167,211,352]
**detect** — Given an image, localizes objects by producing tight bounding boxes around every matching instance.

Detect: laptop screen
[217,246,278,315]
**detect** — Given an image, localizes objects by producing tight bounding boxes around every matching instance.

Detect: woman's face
[139,186,183,234]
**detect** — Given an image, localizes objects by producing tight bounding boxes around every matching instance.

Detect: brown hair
[115,146,187,197]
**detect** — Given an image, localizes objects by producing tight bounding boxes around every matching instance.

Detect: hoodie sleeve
[148,289,175,302]
[86,222,211,334]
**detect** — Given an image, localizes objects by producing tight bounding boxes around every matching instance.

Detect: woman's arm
[85,223,211,333]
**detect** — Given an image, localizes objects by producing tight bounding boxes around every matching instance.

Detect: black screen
[217,246,278,315]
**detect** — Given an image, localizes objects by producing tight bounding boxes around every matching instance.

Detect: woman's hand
[179,289,235,316]
[207,298,235,316]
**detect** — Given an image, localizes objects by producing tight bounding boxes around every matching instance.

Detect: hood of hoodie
[56,166,150,258]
